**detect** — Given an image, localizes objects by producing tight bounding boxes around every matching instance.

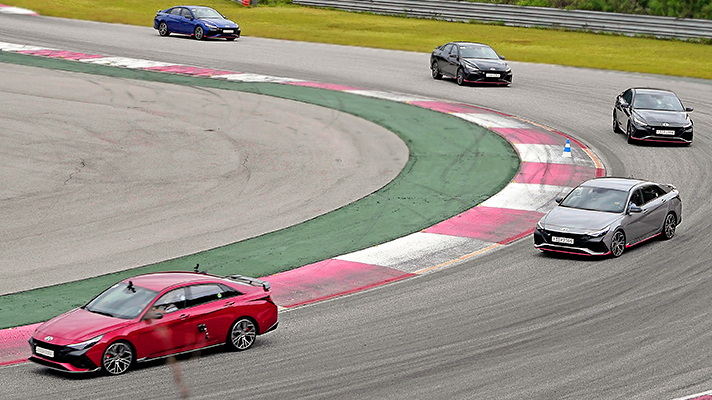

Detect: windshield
[460,45,499,60]
[84,282,158,320]
[192,7,223,19]
[560,186,628,213]
[633,92,684,111]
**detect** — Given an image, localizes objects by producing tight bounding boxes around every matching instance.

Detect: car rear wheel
[431,61,442,80]
[194,26,205,40]
[102,341,133,375]
[613,110,621,133]
[456,69,465,86]
[610,230,626,257]
[662,213,677,240]
[227,317,256,351]
[158,21,170,37]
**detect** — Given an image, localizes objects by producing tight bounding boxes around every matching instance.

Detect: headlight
[632,115,647,126]
[67,335,104,350]
[536,220,545,231]
[204,22,217,28]
[464,63,479,71]
[505,65,511,72]
[683,117,693,128]
[586,227,609,238]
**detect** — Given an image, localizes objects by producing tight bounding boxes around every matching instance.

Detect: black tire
[610,230,626,258]
[626,121,634,144]
[158,21,170,37]
[102,341,134,375]
[431,61,442,80]
[613,110,621,133]
[456,68,465,86]
[226,317,257,351]
[194,26,204,40]
[661,212,677,240]
[226,37,236,41]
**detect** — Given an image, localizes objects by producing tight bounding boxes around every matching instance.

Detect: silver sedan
[534,177,682,257]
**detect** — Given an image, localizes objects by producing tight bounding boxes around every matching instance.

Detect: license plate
[485,73,500,78]
[551,236,574,244]
[656,130,675,135]
[223,29,234,33]
[36,346,54,358]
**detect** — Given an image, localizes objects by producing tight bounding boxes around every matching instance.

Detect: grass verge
[2,0,711,79]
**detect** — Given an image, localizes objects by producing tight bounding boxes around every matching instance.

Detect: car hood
[541,206,622,234]
[634,110,688,126]
[200,18,237,27]
[463,58,508,71]
[33,308,132,345]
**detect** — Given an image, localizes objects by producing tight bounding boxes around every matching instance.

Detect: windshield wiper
[88,309,115,318]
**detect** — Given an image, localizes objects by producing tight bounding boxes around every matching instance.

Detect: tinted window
[641,185,666,204]
[169,7,182,15]
[442,44,453,54]
[186,284,228,307]
[622,89,633,104]
[459,45,499,60]
[630,189,644,207]
[560,186,628,213]
[84,282,158,320]
[181,8,193,18]
[449,45,459,57]
[153,288,187,313]
[192,7,223,19]
[633,91,684,111]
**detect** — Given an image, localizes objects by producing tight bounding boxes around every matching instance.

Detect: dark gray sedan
[534,177,682,257]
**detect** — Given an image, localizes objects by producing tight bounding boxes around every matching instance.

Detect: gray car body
[534,177,682,256]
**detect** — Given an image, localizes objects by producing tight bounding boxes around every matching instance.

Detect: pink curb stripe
[287,81,362,91]
[409,101,490,114]
[266,259,415,307]
[0,323,41,367]
[144,65,235,76]
[425,206,545,244]
[515,162,598,187]
[493,127,564,145]
[16,50,103,60]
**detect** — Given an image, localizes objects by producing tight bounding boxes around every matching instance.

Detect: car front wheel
[613,110,621,133]
[158,21,170,37]
[227,317,256,351]
[456,69,465,86]
[102,341,133,375]
[662,213,677,240]
[626,121,634,144]
[194,26,205,40]
[431,61,442,80]
[610,230,626,257]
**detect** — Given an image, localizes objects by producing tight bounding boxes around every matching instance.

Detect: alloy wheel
[431,61,442,80]
[158,22,169,36]
[663,213,676,240]
[102,341,133,375]
[456,69,465,86]
[229,318,256,351]
[194,26,204,40]
[611,230,626,257]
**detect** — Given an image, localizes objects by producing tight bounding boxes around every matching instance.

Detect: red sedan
[28,271,279,375]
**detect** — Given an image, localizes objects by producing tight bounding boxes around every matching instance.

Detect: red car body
[28,272,278,375]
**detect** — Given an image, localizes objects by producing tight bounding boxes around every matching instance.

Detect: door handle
[224,301,235,306]
[179,314,190,319]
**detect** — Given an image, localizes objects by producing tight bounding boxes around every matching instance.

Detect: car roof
[631,88,676,95]
[122,272,225,292]
[579,177,648,191]
[452,42,490,47]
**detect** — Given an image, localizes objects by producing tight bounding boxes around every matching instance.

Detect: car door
[435,44,452,75]
[621,188,649,244]
[179,284,242,350]
[131,287,193,359]
[445,44,460,76]
[165,7,183,32]
[638,184,669,237]
[616,89,634,130]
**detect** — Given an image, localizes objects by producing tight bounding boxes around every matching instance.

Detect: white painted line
[0,6,38,15]
[345,90,433,103]
[79,57,177,69]
[219,73,303,83]
[0,41,48,52]
[481,182,571,212]
[514,143,594,166]
[453,112,533,129]
[336,232,493,273]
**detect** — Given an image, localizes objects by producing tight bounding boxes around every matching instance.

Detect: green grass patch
[3,0,712,79]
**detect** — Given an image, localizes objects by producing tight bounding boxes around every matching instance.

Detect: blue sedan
[154,6,241,41]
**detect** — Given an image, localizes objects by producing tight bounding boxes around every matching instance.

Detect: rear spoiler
[227,275,271,292]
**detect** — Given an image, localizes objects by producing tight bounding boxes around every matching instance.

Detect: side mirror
[499,55,506,60]
[629,204,642,213]
[555,196,564,204]
[619,99,629,108]
[685,107,694,112]
[143,310,164,320]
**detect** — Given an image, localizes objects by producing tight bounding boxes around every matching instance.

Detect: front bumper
[463,69,512,84]
[205,26,241,38]
[28,337,100,373]
[629,123,693,144]
[533,227,611,256]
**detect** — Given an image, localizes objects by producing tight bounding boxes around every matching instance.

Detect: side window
[181,8,193,18]
[169,7,182,15]
[186,284,225,308]
[629,189,643,207]
[641,185,663,204]
[153,288,186,314]
[441,44,453,55]
[450,45,460,58]
[623,89,633,104]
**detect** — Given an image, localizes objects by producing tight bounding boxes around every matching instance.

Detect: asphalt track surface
[1,13,712,400]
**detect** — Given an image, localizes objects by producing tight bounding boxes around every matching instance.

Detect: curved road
[1,14,712,400]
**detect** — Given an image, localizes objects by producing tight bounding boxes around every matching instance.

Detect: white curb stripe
[481,182,572,212]
[79,57,177,69]
[515,143,594,166]
[0,41,48,51]
[344,90,433,103]
[453,112,534,129]
[0,6,37,15]
[219,73,303,83]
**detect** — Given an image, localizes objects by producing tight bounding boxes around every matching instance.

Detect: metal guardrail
[292,0,712,39]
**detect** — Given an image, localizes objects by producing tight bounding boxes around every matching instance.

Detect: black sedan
[154,6,241,41]
[613,87,693,144]
[430,42,512,86]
